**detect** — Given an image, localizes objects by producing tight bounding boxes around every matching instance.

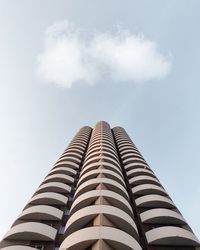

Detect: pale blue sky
[0,0,200,239]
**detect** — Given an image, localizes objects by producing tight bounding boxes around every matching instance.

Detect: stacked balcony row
[113,127,200,249]
[1,126,92,250]
[60,121,142,250]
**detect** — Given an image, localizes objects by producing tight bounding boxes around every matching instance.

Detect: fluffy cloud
[36,21,171,88]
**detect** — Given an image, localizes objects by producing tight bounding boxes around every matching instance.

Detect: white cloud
[36,20,172,88]
[36,21,98,88]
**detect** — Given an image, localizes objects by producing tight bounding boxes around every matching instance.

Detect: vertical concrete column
[60,121,142,250]
[0,126,92,250]
[112,126,200,249]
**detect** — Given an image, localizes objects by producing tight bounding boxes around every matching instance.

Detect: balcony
[127,168,154,178]
[18,205,63,221]
[124,162,149,171]
[60,226,142,250]
[3,222,57,241]
[44,174,74,184]
[74,178,129,200]
[123,157,147,166]
[56,156,81,165]
[37,182,71,193]
[146,226,200,246]
[1,246,38,250]
[53,161,79,170]
[140,208,186,224]
[65,205,138,239]
[81,162,122,177]
[49,166,77,176]
[129,175,160,186]
[135,194,175,208]
[78,169,125,187]
[29,192,68,205]
[83,156,120,169]
[132,184,167,196]
[70,190,133,216]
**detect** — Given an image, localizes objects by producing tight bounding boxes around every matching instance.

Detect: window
[64,209,70,215]
[68,196,73,201]
[58,226,65,234]
[34,245,45,250]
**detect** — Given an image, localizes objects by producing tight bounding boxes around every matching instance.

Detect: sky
[0,0,200,240]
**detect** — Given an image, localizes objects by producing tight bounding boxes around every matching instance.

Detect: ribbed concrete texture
[1,121,199,250]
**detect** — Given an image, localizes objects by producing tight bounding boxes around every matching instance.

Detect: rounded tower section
[1,126,92,250]
[112,126,200,249]
[60,121,142,250]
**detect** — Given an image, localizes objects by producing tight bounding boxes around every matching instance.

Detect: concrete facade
[0,121,199,250]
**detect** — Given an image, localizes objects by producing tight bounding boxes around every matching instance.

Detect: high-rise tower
[1,121,199,250]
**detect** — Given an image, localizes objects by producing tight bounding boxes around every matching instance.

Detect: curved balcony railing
[129,175,161,186]
[78,169,125,187]
[132,184,167,196]
[127,168,155,178]
[18,205,63,221]
[140,208,186,225]
[37,182,71,193]
[53,161,79,170]
[135,194,175,208]
[44,173,74,184]
[65,205,138,239]
[48,166,77,176]
[3,222,57,241]
[29,192,68,205]
[124,162,150,172]
[60,226,142,250]
[70,190,133,216]
[74,178,129,200]
[146,226,200,246]
[1,246,39,250]
[81,161,122,177]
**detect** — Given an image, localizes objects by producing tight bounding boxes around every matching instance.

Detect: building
[0,121,199,250]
